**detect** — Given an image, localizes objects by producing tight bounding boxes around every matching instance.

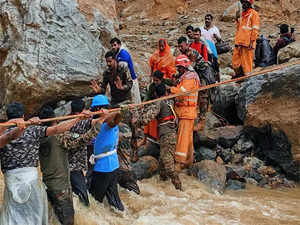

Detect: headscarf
[149,39,176,79]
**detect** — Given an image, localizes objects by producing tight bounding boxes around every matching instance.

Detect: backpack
[215,40,231,54]
[255,35,275,67]
[201,43,220,74]
[281,36,294,47]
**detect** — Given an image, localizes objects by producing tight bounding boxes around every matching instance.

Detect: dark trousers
[89,170,124,211]
[70,170,89,206]
[47,188,74,225]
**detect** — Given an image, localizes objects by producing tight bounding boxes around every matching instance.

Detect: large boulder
[131,156,159,180]
[189,160,227,195]
[0,0,107,117]
[212,83,242,124]
[278,41,300,64]
[236,64,300,158]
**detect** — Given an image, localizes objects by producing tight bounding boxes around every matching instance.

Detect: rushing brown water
[1,173,299,225]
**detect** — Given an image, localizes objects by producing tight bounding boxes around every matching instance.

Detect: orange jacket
[170,71,200,120]
[144,119,159,141]
[234,8,260,48]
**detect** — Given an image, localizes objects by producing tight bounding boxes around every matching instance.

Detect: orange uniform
[170,71,200,166]
[232,8,260,75]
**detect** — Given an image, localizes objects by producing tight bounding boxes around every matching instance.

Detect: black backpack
[255,35,275,67]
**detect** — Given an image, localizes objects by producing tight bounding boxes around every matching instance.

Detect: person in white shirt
[201,14,222,44]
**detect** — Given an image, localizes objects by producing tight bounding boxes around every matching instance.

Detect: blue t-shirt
[93,123,119,173]
[206,39,218,59]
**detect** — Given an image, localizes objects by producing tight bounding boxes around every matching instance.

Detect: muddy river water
[43,173,300,225]
[0,172,299,225]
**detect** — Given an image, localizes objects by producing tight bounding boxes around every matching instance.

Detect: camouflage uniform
[56,119,101,206]
[134,100,181,189]
[97,65,133,107]
[186,48,211,119]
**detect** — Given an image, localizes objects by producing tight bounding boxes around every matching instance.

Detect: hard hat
[175,55,191,68]
[91,95,109,107]
[245,0,254,4]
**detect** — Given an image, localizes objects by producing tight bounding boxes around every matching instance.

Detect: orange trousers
[232,46,254,75]
[175,119,194,166]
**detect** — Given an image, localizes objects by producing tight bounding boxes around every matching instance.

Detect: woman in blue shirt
[88,95,124,211]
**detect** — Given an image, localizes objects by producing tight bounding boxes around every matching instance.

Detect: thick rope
[1,59,300,127]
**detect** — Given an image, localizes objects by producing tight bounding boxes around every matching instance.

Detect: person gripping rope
[168,55,200,171]
[88,95,125,211]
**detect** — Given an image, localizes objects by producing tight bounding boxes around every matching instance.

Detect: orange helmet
[245,0,254,4]
[175,55,191,68]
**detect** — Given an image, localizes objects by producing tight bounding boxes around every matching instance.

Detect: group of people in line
[0,0,297,224]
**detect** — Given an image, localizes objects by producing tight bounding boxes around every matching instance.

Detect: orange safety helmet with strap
[171,55,200,119]
[175,55,191,68]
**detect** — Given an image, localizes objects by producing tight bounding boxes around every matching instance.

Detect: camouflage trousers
[198,77,209,119]
[159,132,177,178]
[47,187,74,225]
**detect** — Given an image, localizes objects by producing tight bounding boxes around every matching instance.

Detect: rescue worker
[89,95,125,211]
[0,102,88,225]
[39,104,105,223]
[132,83,182,190]
[90,51,133,108]
[56,99,104,207]
[110,37,142,104]
[177,37,213,119]
[232,0,260,77]
[168,55,200,170]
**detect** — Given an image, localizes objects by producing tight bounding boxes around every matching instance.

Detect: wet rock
[243,126,300,182]
[205,112,223,130]
[277,41,300,64]
[232,153,244,164]
[232,135,254,153]
[211,126,243,148]
[131,156,159,180]
[194,147,216,162]
[193,131,218,150]
[259,177,269,187]
[246,178,258,185]
[236,64,300,159]
[257,166,276,176]
[247,169,263,182]
[0,0,106,116]
[189,160,227,195]
[137,143,160,159]
[226,180,246,190]
[212,83,242,124]
[243,157,264,170]
[218,148,233,164]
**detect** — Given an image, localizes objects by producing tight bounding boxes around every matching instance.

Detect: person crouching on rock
[89,95,125,211]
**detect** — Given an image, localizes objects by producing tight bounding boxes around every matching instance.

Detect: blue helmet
[91,95,109,108]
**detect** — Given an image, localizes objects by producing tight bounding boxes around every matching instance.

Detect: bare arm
[105,112,123,128]
[0,127,25,148]
[46,118,81,136]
